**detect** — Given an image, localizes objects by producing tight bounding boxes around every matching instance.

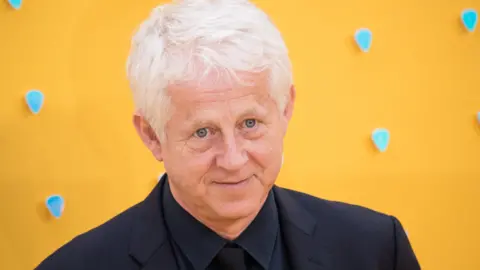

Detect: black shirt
[162,181,290,270]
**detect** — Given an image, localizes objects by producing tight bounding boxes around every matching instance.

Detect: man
[36,0,421,269]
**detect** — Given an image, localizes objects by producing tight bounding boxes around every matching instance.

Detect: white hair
[126,0,292,141]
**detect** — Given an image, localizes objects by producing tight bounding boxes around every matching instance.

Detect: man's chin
[212,200,259,220]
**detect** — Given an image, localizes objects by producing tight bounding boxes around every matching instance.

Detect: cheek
[169,149,216,182]
[246,138,282,171]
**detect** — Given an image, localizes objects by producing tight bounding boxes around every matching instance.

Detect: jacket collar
[128,174,173,268]
[273,186,333,270]
[128,174,333,269]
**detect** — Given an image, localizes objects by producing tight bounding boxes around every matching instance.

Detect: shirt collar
[163,179,279,270]
[235,189,279,269]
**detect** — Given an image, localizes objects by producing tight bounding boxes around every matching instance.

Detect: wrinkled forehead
[165,70,274,124]
[167,69,271,104]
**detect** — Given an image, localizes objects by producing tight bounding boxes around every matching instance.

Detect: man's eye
[194,128,209,138]
[244,119,257,128]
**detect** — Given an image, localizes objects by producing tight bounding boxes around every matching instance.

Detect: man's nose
[216,135,248,171]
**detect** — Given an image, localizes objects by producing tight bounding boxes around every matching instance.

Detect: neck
[203,215,256,240]
[169,184,265,240]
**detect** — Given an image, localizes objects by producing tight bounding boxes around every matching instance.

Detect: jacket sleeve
[391,216,421,270]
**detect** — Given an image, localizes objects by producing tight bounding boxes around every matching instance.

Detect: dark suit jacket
[35,176,421,270]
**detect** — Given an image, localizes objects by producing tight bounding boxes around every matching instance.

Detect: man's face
[137,72,294,221]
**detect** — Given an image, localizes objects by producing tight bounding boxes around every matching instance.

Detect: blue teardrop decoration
[8,0,22,10]
[371,128,390,152]
[461,9,478,32]
[354,28,373,52]
[25,90,44,115]
[46,195,65,219]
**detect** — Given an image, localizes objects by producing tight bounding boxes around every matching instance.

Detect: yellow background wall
[1,0,479,269]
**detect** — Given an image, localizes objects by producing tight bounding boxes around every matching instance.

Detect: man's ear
[132,112,163,162]
[283,85,296,121]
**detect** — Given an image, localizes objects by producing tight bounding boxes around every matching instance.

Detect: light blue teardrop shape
[46,195,65,218]
[354,28,372,52]
[477,112,480,124]
[371,128,390,152]
[25,90,44,114]
[461,9,478,32]
[8,0,22,10]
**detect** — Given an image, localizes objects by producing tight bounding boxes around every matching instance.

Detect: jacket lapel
[129,175,178,270]
[139,243,178,270]
[273,186,334,270]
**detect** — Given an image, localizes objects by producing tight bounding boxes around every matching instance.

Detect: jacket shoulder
[279,187,399,257]
[35,203,141,270]
[278,187,420,269]
[281,187,395,229]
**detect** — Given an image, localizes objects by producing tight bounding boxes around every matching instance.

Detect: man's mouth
[213,176,252,186]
